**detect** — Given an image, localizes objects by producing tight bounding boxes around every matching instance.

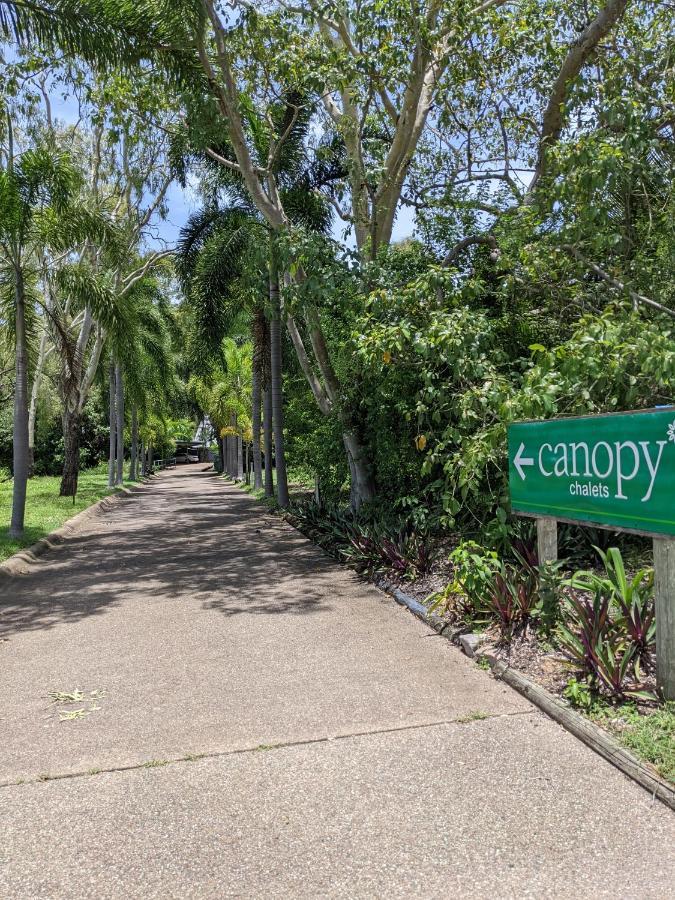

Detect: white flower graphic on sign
[668,419,675,443]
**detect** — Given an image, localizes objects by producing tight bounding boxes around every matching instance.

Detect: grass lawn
[0,465,119,563]
[590,702,675,784]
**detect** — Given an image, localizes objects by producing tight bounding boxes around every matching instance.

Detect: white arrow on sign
[514,442,535,481]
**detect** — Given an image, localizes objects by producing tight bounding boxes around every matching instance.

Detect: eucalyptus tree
[402,1,673,319]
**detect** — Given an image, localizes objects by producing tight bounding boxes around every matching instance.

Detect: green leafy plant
[427,541,497,621]
[487,559,540,640]
[558,547,656,701]
[598,547,655,673]
[570,547,656,674]
[341,523,435,579]
[289,500,435,579]
[563,677,594,711]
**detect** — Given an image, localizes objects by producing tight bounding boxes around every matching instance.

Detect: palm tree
[106,275,180,486]
[50,254,126,495]
[177,204,272,485]
[0,131,87,535]
[268,251,288,506]
[176,91,332,506]
[188,337,252,478]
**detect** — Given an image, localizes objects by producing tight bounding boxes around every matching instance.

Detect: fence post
[654,537,675,700]
[536,516,558,564]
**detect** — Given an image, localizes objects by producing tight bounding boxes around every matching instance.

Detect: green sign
[508,408,675,537]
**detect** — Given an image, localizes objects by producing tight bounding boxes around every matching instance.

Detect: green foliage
[287,499,435,581]
[0,463,113,561]
[427,541,497,621]
[562,677,594,712]
[591,702,675,785]
[188,337,252,438]
[360,294,675,529]
[487,554,540,640]
[558,547,656,701]
[573,547,656,665]
[139,415,195,457]
[430,538,561,640]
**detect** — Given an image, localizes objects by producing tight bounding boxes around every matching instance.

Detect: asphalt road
[1,466,673,898]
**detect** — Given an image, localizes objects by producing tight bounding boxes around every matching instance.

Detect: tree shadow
[0,469,336,639]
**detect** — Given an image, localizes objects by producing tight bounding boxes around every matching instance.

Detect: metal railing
[143,457,177,475]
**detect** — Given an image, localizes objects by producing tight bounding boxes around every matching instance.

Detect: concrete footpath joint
[2,470,673,813]
[376,578,675,811]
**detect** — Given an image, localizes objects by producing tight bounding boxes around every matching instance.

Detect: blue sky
[49,91,416,249]
[153,178,416,248]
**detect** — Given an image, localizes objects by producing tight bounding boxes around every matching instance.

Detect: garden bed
[404,560,674,786]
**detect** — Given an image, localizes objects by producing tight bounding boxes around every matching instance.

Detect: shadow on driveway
[0,469,334,639]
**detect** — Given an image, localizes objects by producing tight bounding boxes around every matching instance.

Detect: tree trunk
[224,435,231,477]
[115,362,124,486]
[236,434,243,480]
[107,361,116,488]
[217,436,225,474]
[251,308,264,490]
[285,295,378,506]
[140,439,146,477]
[59,408,81,498]
[252,366,262,489]
[130,405,138,480]
[28,329,48,478]
[343,428,375,511]
[262,387,273,497]
[269,264,289,507]
[10,270,29,538]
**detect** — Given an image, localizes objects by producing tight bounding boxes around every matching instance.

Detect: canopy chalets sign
[508,408,675,537]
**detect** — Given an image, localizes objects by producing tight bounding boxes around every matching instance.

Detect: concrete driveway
[1,467,673,898]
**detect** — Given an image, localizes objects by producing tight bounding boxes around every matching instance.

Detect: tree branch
[562,244,675,319]
[442,234,498,267]
[526,0,628,202]
[200,0,286,229]
[285,314,332,414]
[121,250,174,294]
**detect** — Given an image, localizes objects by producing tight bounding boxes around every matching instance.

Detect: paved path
[0,466,673,898]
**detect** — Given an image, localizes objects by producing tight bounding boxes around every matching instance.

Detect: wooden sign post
[508,408,675,700]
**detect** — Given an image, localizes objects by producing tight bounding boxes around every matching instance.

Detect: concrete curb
[0,479,148,580]
[486,654,675,811]
[377,579,675,811]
